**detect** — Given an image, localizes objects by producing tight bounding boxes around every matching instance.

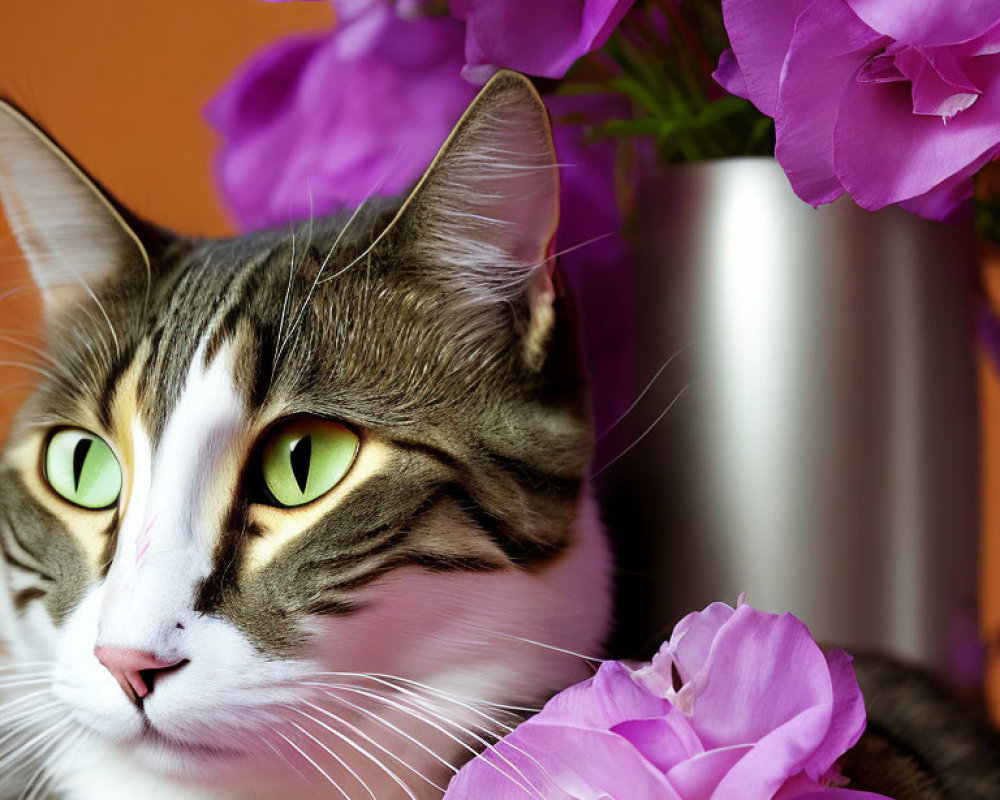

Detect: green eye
[44,429,122,510]
[260,419,359,508]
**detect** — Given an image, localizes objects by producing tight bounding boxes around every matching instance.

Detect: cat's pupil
[289,435,312,494]
[72,438,93,492]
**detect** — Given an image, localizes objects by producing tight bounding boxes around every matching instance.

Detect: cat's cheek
[0,563,60,661]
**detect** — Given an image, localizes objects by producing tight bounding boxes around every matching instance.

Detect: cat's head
[0,72,609,789]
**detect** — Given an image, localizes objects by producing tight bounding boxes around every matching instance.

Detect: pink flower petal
[446,724,683,799]
[611,715,703,773]
[898,145,999,220]
[543,661,674,730]
[452,0,635,83]
[834,52,1000,213]
[636,601,735,707]
[686,607,833,750]
[718,0,811,116]
[445,602,888,800]
[782,790,901,800]
[844,0,1000,46]
[773,0,885,206]
[775,773,893,800]
[893,46,980,118]
[714,706,845,798]
[665,744,752,800]
[806,650,866,782]
[206,4,473,230]
[712,48,749,99]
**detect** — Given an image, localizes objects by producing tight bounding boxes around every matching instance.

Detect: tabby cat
[1,69,998,800]
[0,72,610,799]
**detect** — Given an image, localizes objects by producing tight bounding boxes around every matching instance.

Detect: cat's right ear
[0,100,150,319]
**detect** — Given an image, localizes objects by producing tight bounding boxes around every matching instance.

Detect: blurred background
[1,0,998,723]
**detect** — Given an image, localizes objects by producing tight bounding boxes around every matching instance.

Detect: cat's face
[0,73,609,794]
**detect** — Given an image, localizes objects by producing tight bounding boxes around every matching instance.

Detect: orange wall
[0,0,333,438]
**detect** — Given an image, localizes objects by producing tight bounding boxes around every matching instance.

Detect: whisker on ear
[45,238,120,361]
[0,284,46,305]
[0,334,57,368]
[0,360,56,381]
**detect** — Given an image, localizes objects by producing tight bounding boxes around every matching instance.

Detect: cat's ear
[390,71,560,362]
[0,100,150,318]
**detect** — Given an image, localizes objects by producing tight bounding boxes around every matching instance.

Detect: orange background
[1,0,999,718]
[0,0,333,436]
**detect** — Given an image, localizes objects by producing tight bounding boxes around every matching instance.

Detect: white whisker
[274,729,351,800]
[300,698,447,792]
[462,626,606,664]
[287,716,380,800]
[0,361,55,380]
[294,707,424,800]
[310,683,544,800]
[48,238,120,360]
[0,717,65,779]
[596,342,693,441]
[592,377,703,477]
[279,167,393,365]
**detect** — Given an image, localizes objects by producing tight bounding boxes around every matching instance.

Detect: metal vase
[600,157,980,685]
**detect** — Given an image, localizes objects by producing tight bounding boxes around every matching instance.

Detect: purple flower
[450,0,637,84]
[714,0,1000,221]
[207,2,636,430]
[206,0,474,230]
[444,601,891,799]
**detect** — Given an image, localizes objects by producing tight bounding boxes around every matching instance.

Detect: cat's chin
[124,726,258,779]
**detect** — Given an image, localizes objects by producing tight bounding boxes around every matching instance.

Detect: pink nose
[94,646,185,702]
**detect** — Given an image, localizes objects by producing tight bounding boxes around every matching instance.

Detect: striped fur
[0,73,611,799]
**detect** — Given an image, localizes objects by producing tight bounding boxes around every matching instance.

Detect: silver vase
[600,157,980,685]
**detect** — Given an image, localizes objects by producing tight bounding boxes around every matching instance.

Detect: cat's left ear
[0,100,150,319]
[388,71,560,365]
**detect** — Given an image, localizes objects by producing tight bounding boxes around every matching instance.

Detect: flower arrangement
[209,0,1000,230]
[203,2,995,797]
[716,0,1000,222]
[443,599,891,800]
[207,0,1000,427]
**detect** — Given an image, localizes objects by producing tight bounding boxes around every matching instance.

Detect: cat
[0,71,611,799]
[845,655,1000,800]
[1,67,998,800]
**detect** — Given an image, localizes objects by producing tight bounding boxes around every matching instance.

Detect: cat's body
[846,657,1000,800]
[0,74,611,799]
